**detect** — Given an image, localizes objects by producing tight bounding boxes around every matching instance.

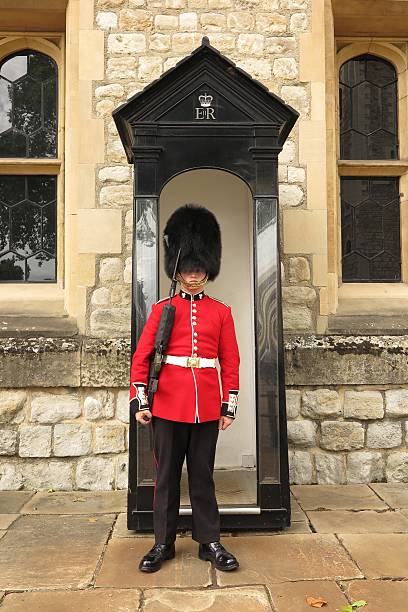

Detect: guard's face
[179,269,207,284]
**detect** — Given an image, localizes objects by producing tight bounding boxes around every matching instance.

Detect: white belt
[163,355,216,368]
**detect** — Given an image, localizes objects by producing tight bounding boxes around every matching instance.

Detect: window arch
[0,48,58,283]
[339,53,401,282]
[0,48,58,158]
[339,54,398,160]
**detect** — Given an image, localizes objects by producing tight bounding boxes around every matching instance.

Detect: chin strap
[176,272,208,290]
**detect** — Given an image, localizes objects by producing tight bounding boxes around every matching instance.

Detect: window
[339,54,401,282]
[0,48,58,283]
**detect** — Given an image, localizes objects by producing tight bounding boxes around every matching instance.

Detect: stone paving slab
[339,534,408,578]
[292,485,388,511]
[268,580,349,611]
[369,483,408,508]
[20,491,127,515]
[0,514,115,590]
[0,588,141,612]
[341,579,408,610]
[308,510,408,533]
[0,491,35,513]
[216,534,362,586]
[290,495,307,521]
[143,587,272,611]
[0,514,19,530]
[96,537,212,589]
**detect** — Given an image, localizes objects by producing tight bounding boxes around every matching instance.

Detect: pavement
[0,485,407,610]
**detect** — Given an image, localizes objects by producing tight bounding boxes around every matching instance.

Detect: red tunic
[129,290,240,423]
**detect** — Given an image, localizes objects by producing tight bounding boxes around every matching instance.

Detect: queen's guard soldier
[129,204,240,573]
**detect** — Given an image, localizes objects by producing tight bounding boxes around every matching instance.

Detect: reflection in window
[341,177,401,282]
[339,54,398,160]
[0,49,58,158]
[0,175,57,282]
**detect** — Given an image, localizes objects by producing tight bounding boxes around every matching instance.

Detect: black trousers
[151,415,220,544]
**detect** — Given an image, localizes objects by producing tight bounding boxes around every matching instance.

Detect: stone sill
[1,333,408,388]
[0,316,79,338]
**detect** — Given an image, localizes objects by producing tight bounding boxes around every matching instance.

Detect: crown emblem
[198,93,213,107]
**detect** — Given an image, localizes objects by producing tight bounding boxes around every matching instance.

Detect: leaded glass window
[0,49,58,158]
[0,175,57,282]
[340,54,398,160]
[341,177,401,282]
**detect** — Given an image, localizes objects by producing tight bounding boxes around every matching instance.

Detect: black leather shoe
[138,543,175,572]
[198,541,239,571]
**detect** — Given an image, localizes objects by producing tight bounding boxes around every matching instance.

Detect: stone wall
[1,334,408,489]
[90,0,314,338]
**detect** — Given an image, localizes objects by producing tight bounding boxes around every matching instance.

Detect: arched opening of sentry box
[159,169,257,506]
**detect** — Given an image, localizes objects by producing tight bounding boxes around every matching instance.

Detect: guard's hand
[219,416,234,430]
[135,409,152,425]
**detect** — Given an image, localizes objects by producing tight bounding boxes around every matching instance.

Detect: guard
[129,204,240,572]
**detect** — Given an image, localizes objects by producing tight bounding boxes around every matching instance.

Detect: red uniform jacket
[129,290,240,423]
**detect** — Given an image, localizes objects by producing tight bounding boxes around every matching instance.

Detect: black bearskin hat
[163,204,221,281]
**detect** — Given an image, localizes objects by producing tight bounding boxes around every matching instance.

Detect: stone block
[315,452,346,484]
[344,390,384,420]
[95,423,125,454]
[283,286,316,305]
[149,33,171,51]
[98,0,125,6]
[99,258,122,283]
[200,12,226,30]
[116,390,130,423]
[280,139,296,164]
[107,57,137,80]
[166,0,186,7]
[53,424,92,457]
[106,139,128,163]
[96,11,118,30]
[274,57,298,80]
[281,0,307,7]
[0,462,23,490]
[207,33,235,51]
[290,12,308,32]
[91,287,111,307]
[255,13,286,34]
[111,285,131,307]
[84,390,115,421]
[19,425,52,457]
[236,58,271,80]
[0,391,27,424]
[281,85,308,116]
[283,305,313,331]
[228,12,254,31]
[385,389,408,417]
[154,14,178,29]
[347,451,385,484]
[0,430,17,456]
[99,184,132,208]
[289,450,314,484]
[23,460,74,490]
[96,99,115,118]
[301,389,342,419]
[385,452,408,483]
[288,257,310,283]
[98,166,130,183]
[367,422,402,448]
[138,56,163,81]
[287,420,316,447]
[107,33,146,54]
[265,36,296,55]
[237,33,264,56]
[287,166,306,184]
[76,457,114,490]
[320,421,364,451]
[81,339,130,388]
[119,9,153,30]
[123,257,132,283]
[172,33,200,53]
[179,12,198,31]
[31,392,81,424]
[90,308,130,336]
[209,0,232,7]
[95,84,124,98]
[285,389,301,419]
[279,183,303,207]
[115,454,129,489]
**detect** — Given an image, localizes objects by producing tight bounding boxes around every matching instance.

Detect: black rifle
[147,247,181,407]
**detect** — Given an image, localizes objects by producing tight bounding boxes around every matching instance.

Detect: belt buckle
[187,356,200,368]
